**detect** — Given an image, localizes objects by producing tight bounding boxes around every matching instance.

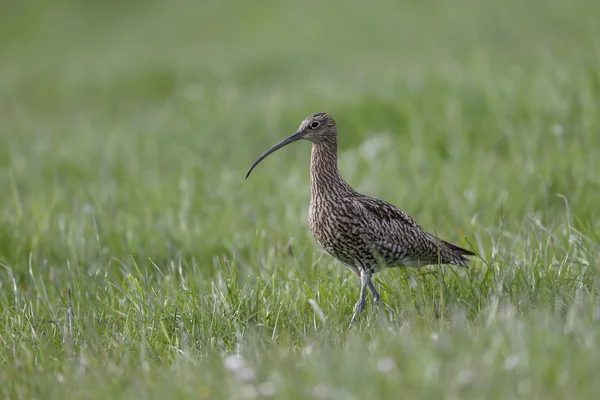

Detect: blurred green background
[2,0,599,263]
[1,0,600,398]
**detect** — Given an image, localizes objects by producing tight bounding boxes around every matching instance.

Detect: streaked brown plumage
[245,112,475,323]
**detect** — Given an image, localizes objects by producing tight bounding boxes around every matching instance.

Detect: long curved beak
[245,131,303,179]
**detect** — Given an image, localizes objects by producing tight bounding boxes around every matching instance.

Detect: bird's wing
[338,196,434,264]
[339,196,473,266]
[345,196,420,229]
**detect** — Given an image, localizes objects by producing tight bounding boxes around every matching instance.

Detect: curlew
[245,112,475,323]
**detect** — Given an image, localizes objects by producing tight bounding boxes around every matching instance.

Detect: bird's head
[245,112,336,179]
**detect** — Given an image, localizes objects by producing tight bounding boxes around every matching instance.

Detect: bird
[245,112,475,323]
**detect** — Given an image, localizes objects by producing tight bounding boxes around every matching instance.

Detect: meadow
[1,0,600,398]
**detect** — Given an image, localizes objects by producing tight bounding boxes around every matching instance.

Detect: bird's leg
[367,279,381,309]
[367,277,388,324]
[351,269,371,324]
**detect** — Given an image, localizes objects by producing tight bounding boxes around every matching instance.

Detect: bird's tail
[442,239,475,256]
[441,239,475,267]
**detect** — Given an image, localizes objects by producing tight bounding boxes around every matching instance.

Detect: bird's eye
[310,121,320,129]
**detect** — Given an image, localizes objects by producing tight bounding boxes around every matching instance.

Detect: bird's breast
[308,197,358,266]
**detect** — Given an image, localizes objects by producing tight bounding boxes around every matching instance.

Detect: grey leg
[351,269,371,324]
[367,279,381,308]
[367,277,387,324]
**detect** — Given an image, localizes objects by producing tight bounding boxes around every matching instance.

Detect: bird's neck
[310,137,354,200]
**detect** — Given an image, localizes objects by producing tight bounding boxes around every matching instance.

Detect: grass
[1,0,600,398]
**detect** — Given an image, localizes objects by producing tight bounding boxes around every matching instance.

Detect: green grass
[1,0,600,398]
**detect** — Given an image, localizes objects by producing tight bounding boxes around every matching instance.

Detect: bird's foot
[350,298,367,326]
[367,291,390,325]
[372,295,381,310]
